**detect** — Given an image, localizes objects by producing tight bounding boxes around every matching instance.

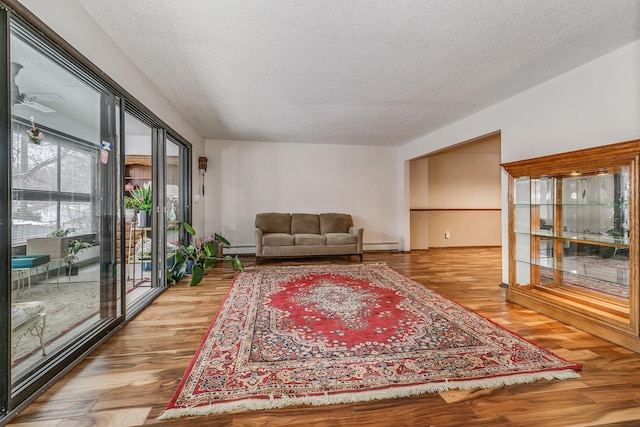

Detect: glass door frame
[0,6,12,417]
[151,127,167,289]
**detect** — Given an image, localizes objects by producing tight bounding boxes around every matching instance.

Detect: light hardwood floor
[8,248,640,426]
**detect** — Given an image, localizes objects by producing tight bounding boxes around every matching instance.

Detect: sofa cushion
[325,233,357,245]
[291,213,320,235]
[256,213,291,234]
[319,213,353,234]
[262,233,294,246]
[294,233,326,245]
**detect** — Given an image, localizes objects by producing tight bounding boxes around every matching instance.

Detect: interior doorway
[409,133,502,249]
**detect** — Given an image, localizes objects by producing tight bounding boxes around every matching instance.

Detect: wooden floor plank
[9,248,640,426]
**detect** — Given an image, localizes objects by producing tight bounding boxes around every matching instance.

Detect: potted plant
[124,196,137,221]
[50,227,76,237]
[27,227,76,259]
[129,181,152,227]
[200,232,229,258]
[65,239,93,276]
[166,222,243,286]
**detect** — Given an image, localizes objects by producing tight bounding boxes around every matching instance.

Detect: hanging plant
[28,116,44,144]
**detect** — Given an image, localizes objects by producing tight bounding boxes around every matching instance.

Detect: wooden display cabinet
[502,139,640,351]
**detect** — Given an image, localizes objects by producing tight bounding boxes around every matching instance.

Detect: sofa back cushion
[319,213,353,234]
[291,213,320,235]
[256,213,291,234]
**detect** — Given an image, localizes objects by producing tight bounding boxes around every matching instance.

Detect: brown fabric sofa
[255,213,363,263]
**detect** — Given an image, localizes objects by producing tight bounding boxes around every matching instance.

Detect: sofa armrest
[255,228,264,256]
[349,226,364,254]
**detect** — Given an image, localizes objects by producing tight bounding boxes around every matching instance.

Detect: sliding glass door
[8,17,121,400]
[124,112,156,308]
[0,9,192,421]
[123,114,190,312]
[165,137,188,270]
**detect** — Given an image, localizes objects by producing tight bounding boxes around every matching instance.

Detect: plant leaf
[183,222,196,236]
[214,233,231,246]
[190,264,205,286]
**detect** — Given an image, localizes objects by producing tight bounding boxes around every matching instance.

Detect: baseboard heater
[226,242,401,254]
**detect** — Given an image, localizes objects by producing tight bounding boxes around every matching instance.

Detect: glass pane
[539,237,554,261]
[10,25,118,385]
[562,171,629,238]
[515,205,530,234]
[536,237,555,285]
[11,35,100,142]
[60,201,92,235]
[515,233,530,285]
[166,138,183,253]
[60,145,93,193]
[536,178,554,232]
[12,200,57,244]
[559,242,629,300]
[124,112,154,307]
[514,177,531,286]
[514,177,530,205]
[11,133,57,191]
[537,170,631,302]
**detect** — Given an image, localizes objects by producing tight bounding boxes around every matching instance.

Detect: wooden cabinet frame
[503,139,640,351]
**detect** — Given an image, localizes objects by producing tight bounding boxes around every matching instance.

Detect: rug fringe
[156,369,580,420]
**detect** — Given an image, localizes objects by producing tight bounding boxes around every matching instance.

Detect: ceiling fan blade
[10,62,64,112]
[24,93,66,102]
[22,99,56,113]
[10,62,23,105]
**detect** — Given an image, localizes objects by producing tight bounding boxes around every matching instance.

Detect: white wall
[203,140,402,253]
[17,0,207,235]
[400,40,640,282]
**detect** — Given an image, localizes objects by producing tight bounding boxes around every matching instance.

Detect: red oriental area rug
[159,264,581,420]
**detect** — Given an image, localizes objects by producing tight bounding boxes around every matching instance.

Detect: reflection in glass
[10,26,117,385]
[535,178,555,232]
[539,241,629,300]
[561,170,629,239]
[166,138,183,259]
[529,170,631,302]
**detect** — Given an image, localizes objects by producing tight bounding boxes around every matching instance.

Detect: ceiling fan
[11,62,64,113]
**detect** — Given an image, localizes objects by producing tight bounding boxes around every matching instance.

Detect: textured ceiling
[76,0,640,146]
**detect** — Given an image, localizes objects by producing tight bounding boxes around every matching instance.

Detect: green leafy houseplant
[50,228,76,237]
[128,181,152,210]
[167,222,243,286]
[124,196,137,209]
[66,239,93,275]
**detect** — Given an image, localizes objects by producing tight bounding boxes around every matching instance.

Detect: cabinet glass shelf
[515,203,629,207]
[515,255,629,287]
[515,229,629,247]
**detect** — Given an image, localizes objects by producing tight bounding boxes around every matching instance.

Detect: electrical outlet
[445,231,451,239]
